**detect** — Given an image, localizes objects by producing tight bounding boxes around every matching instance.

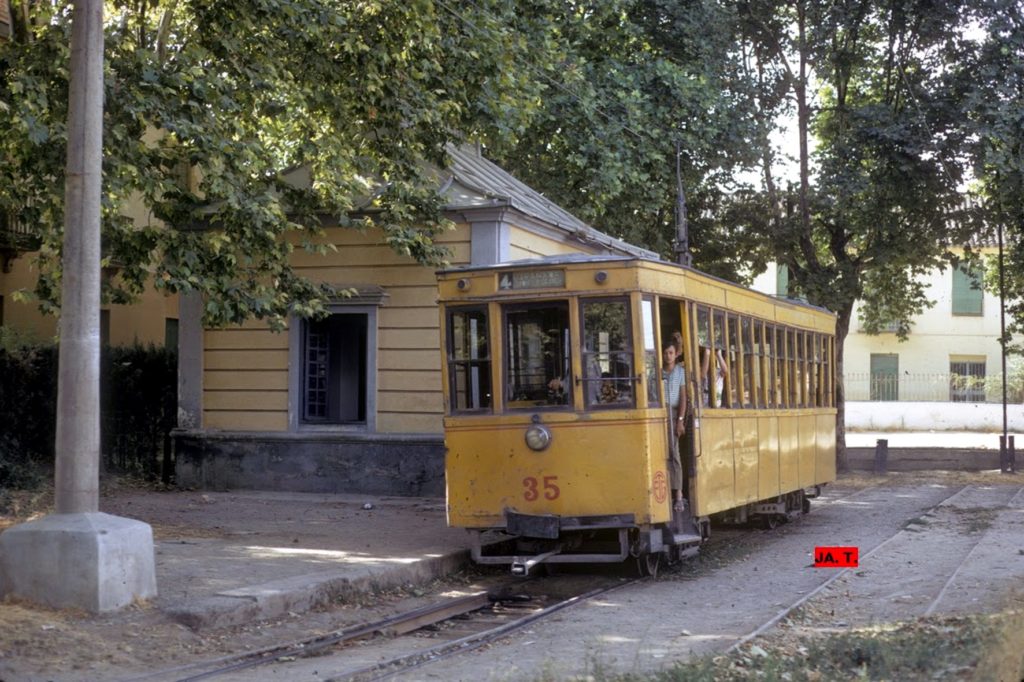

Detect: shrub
[0,338,176,488]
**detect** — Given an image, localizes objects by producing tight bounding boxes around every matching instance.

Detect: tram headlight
[524,424,552,451]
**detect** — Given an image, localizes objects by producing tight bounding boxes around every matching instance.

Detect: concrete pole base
[0,512,157,613]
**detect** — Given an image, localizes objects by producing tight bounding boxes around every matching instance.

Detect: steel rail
[923,485,1024,617]
[124,482,880,681]
[325,579,637,681]
[119,591,495,682]
[727,484,973,652]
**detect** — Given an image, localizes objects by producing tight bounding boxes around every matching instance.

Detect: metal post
[874,438,888,475]
[1000,435,1008,473]
[998,220,1009,474]
[1010,435,1016,474]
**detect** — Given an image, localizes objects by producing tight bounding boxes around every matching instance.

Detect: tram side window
[825,336,834,407]
[779,327,790,407]
[741,316,757,409]
[762,323,775,408]
[811,333,822,407]
[448,308,491,412]
[786,327,794,405]
[505,303,571,408]
[695,306,713,407]
[711,311,730,408]
[802,331,811,405]
[581,298,634,408]
[727,314,741,408]
[641,298,660,407]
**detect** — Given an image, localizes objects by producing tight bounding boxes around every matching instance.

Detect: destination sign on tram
[499,270,565,290]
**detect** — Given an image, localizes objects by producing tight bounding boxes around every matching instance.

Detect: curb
[164,549,472,630]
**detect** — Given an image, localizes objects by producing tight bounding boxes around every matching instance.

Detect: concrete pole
[54,0,103,515]
[0,0,156,612]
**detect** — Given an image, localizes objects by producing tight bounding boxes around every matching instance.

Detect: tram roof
[439,254,835,317]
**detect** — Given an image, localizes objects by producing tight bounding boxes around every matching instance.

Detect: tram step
[672,532,702,545]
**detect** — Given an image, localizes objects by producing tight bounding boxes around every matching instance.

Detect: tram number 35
[523,476,560,501]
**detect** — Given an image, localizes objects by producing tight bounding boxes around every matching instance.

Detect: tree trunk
[834,303,853,473]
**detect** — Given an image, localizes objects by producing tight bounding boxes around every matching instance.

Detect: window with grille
[301,313,367,423]
[950,360,985,403]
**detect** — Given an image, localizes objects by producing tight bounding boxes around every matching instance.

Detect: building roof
[440,145,658,260]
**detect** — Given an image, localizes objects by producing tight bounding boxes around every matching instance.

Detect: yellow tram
[437,256,836,575]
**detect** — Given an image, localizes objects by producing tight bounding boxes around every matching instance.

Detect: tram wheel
[802,496,812,514]
[633,552,661,578]
[761,514,781,531]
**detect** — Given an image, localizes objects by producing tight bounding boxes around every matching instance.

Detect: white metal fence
[843,372,1023,404]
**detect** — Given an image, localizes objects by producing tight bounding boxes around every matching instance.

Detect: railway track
[123,480,895,681]
[120,573,638,682]
[729,483,1024,653]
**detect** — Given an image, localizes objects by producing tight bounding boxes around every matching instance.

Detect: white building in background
[750,250,1023,432]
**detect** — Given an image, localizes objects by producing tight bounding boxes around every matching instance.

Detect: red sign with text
[814,546,859,568]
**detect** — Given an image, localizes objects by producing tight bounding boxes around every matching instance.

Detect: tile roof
[441,145,658,259]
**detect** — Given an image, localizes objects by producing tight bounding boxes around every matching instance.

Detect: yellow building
[173,146,656,495]
[0,209,179,348]
[0,0,10,41]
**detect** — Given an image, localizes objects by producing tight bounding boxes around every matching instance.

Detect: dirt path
[378,479,1024,681]
[2,473,1022,681]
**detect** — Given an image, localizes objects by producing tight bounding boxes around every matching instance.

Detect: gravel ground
[1,471,1022,681]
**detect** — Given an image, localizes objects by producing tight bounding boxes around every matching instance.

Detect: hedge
[0,340,177,488]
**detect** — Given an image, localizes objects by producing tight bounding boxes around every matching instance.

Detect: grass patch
[901,515,931,532]
[949,506,997,534]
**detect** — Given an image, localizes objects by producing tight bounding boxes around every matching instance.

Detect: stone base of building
[173,430,446,496]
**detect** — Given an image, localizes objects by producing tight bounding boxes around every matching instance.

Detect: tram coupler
[511,547,563,576]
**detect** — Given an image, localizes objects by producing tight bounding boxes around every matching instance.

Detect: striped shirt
[663,365,685,408]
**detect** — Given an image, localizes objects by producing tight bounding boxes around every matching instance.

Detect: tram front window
[581,298,633,408]
[448,307,491,412]
[505,303,571,408]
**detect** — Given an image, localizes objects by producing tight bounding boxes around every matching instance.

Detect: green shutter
[952,265,983,316]
[776,264,789,298]
[870,353,899,401]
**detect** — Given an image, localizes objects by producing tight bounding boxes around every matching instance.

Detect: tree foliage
[963,0,1024,353]
[739,0,977,326]
[0,0,547,328]
[732,0,982,464]
[483,0,770,283]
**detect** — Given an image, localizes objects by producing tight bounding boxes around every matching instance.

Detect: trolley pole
[998,219,1012,473]
[674,140,692,268]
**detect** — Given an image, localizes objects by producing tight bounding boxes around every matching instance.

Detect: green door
[870,354,899,401]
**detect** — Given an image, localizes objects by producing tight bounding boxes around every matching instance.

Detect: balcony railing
[857,320,900,334]
[0,209,41,272]
[843,372,1023,404]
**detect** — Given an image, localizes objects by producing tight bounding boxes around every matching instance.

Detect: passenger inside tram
[700,345,730,407]
[662,342,687,512]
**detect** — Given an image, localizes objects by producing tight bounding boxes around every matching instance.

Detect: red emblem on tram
[652,470,668,504]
